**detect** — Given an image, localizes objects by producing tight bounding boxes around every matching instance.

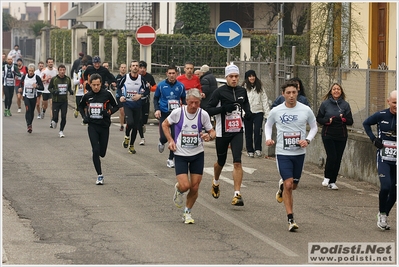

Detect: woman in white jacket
[242,70,270,157]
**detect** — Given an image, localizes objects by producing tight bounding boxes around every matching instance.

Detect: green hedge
[50,29,308,71]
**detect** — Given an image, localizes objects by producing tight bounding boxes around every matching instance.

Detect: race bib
[58,84,68,95]
[380,140,397,161]
[88,103,103,119]
[225,111,242,132]
[6,78,14,86]
[168,99,180,111]
[25,87,34,98]
[126,90,137,101]
[180,131,199,148]
[283,131,301,150]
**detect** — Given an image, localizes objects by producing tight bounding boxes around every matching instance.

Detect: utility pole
[275,3,284,99]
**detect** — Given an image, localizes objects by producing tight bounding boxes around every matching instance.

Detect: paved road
[2,104,397,265]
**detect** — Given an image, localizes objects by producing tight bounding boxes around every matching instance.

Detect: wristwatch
[305,139,310,144]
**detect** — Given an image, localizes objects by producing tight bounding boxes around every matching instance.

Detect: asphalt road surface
[2,104,397,265]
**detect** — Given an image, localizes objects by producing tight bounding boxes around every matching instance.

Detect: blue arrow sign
[215,20,243,49]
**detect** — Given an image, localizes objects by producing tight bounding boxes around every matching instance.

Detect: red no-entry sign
[136,25,157,46]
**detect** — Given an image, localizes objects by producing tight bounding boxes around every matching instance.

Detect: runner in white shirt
[40,57,58,122]
[265,81,318,232]
[34,61,45,119]
[162,89,216,224]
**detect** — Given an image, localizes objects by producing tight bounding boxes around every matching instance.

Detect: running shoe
[51,120,57,129]
[211,183,220,198]
[173,183,184,208]
[327,183,338,190]
[167,159,175,168]
[255,150,262,157]
[158,142,165,153]
[322,178,330,186]
[288,219,299,232]
[37,114,41,119]
[123,136,129,148]
[7,109,12,116]
[59,131,65,138]
[128,145,136,154]
[182,211,194,224]
[276,179,284,203]
[27,125,32,133]
[96,175,104,185]
[142,125,146,133]
[4,109,8,117]
[17,108,21,113]
[377,212,388,230]
[40,111,45,119]
[74,110,79,118]
[247,152,254,158]
[231,194,244,206]
[119,125,124,131]
[139,138,145,146]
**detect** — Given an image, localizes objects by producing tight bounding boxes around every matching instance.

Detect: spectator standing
[271,77,310,109]
[3,56,21,116]
[20,63,44,133]
[70,52,84,78]
[265,81,318,231]
[199,64,217,110]
[78,74,119,185]
[363,90,396,230]
[48,64,74,138]
[138,60,157,145]
[316,83,354,189]
[205,63,252,206]
[153,64,187,168]
[8,45,22,64]
[242,70,270,158]
[162,89,216,224]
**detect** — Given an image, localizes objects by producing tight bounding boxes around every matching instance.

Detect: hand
[223,103,236,113]
[373,138,384,149]
[102,110,110,117]
[82,116,89,124]
[244,111,252,120]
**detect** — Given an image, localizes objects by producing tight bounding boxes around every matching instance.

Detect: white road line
[203,167,247,187]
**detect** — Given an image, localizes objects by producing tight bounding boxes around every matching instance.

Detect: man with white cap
[205,63,252,206]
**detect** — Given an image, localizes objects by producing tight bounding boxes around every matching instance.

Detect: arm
[205,89,224,116]
[306,119,318,141]
[20,75,26,96]
[108,91,120,115]
[48,77,55,94]
[342,103,354,126]
[363,113,379,142]
[162,116,176,152]
[264,117,275,146]
[316,103,331,125]
[35,75,44,91]
[261,89,270,119]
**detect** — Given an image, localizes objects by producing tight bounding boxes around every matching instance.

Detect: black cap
[139,60,147,68]
[245,70,256,80]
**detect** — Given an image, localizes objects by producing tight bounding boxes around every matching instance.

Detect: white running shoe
[40,111,45,119]
[173,183,184,208]
[17,108,21,113]
[51,120,57,129]
[158,142,165,153]
[37,114,41,119]
[182,212,194,224]
[377,212,388,230]
[167,159,175,168]
[139,138,145,146]
[96,175,104,185]
[322,178,330,186]
[327,183,338,190]
[255,150,262,157]
[288,219,298,232]
[247,152,254,158]
[59,131,65,138]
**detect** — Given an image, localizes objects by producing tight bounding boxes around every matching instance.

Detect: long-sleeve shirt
[48,75,73,103]
[20,74,44,99]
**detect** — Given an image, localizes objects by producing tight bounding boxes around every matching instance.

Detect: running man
[78,73,119,185]
[117,60,150,154]
[153,64,187,168]
[115,63,127,131]
[34,61,45,119]
[205,63,252,206]
[15,58,28,113]
[265,81,318,231]
[48,64,74,138]
[363,90,397,230]
[3,56,21,116]
[40,57,58,120]
[162,89,216,224]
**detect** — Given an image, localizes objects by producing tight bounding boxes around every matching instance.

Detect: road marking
[158,178,298,257]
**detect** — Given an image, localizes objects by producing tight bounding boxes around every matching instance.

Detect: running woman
[20,63,44,133]
[78,73,119,185]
